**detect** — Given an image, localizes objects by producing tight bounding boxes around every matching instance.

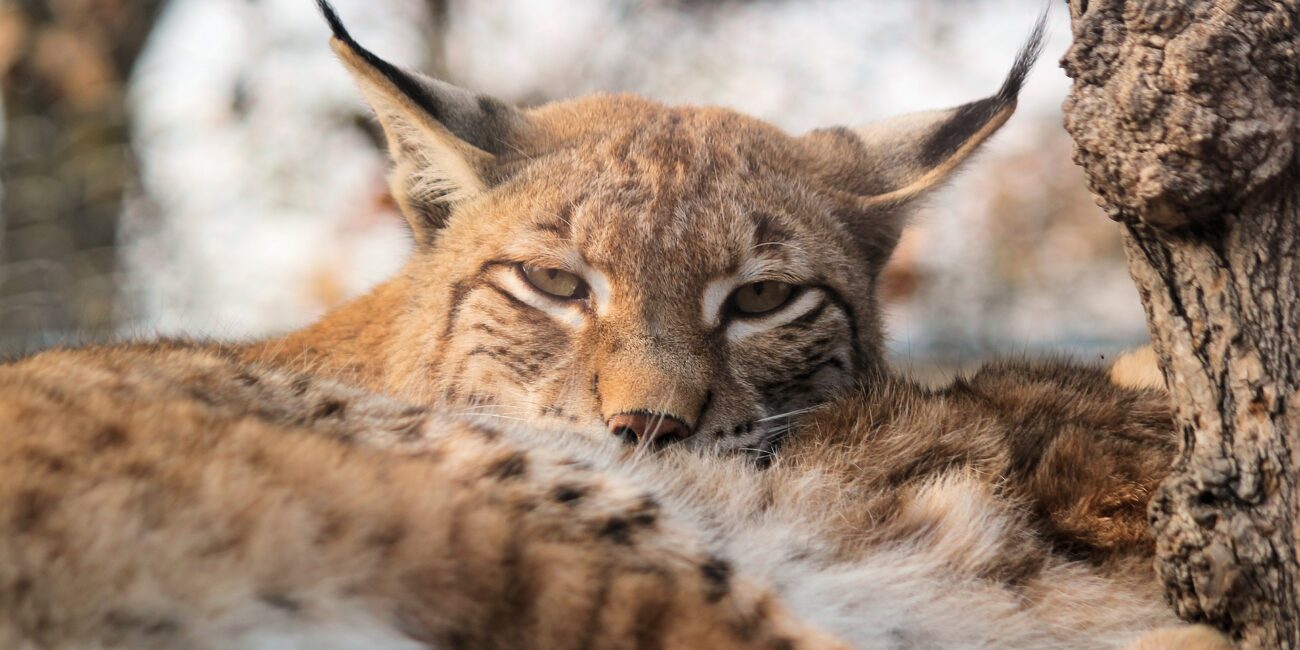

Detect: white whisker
[447,412,536,424]
[755,406,818,423]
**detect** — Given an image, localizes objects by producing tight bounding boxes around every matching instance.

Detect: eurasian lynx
[0,3,1227,649]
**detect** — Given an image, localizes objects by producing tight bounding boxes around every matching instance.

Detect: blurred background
[0,0,1150,372]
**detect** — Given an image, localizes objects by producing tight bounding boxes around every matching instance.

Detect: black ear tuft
[918,9,1047,167]
[316,0,444,122]
[316,0,348,42]
[995,7,1048,105]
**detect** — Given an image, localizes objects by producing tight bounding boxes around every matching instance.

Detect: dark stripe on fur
[574,563,612,650]
[811,284,863,372]
[751,212,793,248]
[779,295,828,331]
[439,280,476,344]
[464,344,539,379]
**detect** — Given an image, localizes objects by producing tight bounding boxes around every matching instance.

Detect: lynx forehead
[268,1,1038,453]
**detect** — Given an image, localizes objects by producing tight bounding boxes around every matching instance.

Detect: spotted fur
[0,4,1232,649]
[0,345,841,649]
[0,345,1227,649]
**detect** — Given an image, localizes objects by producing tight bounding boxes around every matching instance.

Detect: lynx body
[0,4,1229,649]
[1,344,1220,649]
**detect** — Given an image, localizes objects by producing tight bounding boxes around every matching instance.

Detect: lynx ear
[318,1,527,244]
[813,14,1045,270]
[852,15,1044,207]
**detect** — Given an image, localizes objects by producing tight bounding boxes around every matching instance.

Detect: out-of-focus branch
[0,0,165,349]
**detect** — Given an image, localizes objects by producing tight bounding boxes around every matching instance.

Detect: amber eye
[521,264,588,300]
[730,281,795,316]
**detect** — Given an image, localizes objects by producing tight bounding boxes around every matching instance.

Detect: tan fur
[0,345,844,649]
[242,14,1043,453]
[1123,626,1233,650]
[249,93,894,449]
[1110,346,1167,390]
[1,345,1216,649]
[0,7,1221,649]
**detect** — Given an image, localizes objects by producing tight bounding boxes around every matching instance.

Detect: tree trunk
[0,0,165,349]
[1060,1,1299,647]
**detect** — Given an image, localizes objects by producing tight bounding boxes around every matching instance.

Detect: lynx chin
[0,3,1228,649]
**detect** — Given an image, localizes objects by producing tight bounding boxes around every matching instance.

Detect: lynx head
[319,2,1043,453]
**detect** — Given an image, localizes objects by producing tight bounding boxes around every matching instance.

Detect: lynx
[0,3,1229,649]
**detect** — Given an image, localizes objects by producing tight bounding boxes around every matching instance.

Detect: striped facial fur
[401,116,873,454]
[281,4,1039,453]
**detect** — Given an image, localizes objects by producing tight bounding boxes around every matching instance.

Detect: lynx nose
[607,413,691,446]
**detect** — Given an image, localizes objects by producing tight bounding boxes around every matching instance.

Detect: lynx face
[320,3,1036,452]
[392,106,881,453]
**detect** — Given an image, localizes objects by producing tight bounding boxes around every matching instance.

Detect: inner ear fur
[318,0,528,245]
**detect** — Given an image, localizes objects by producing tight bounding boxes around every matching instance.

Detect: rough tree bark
[1061,1,1299,647]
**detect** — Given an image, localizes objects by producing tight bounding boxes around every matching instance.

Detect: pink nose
[607,413,691,446]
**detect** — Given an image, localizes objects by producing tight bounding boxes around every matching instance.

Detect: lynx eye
[520,264,588,300]
[730,281,795,316]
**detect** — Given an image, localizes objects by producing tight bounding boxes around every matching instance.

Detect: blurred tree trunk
[422,0,449,77]
[1061,1,1299,647]
[0,0,165,348]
